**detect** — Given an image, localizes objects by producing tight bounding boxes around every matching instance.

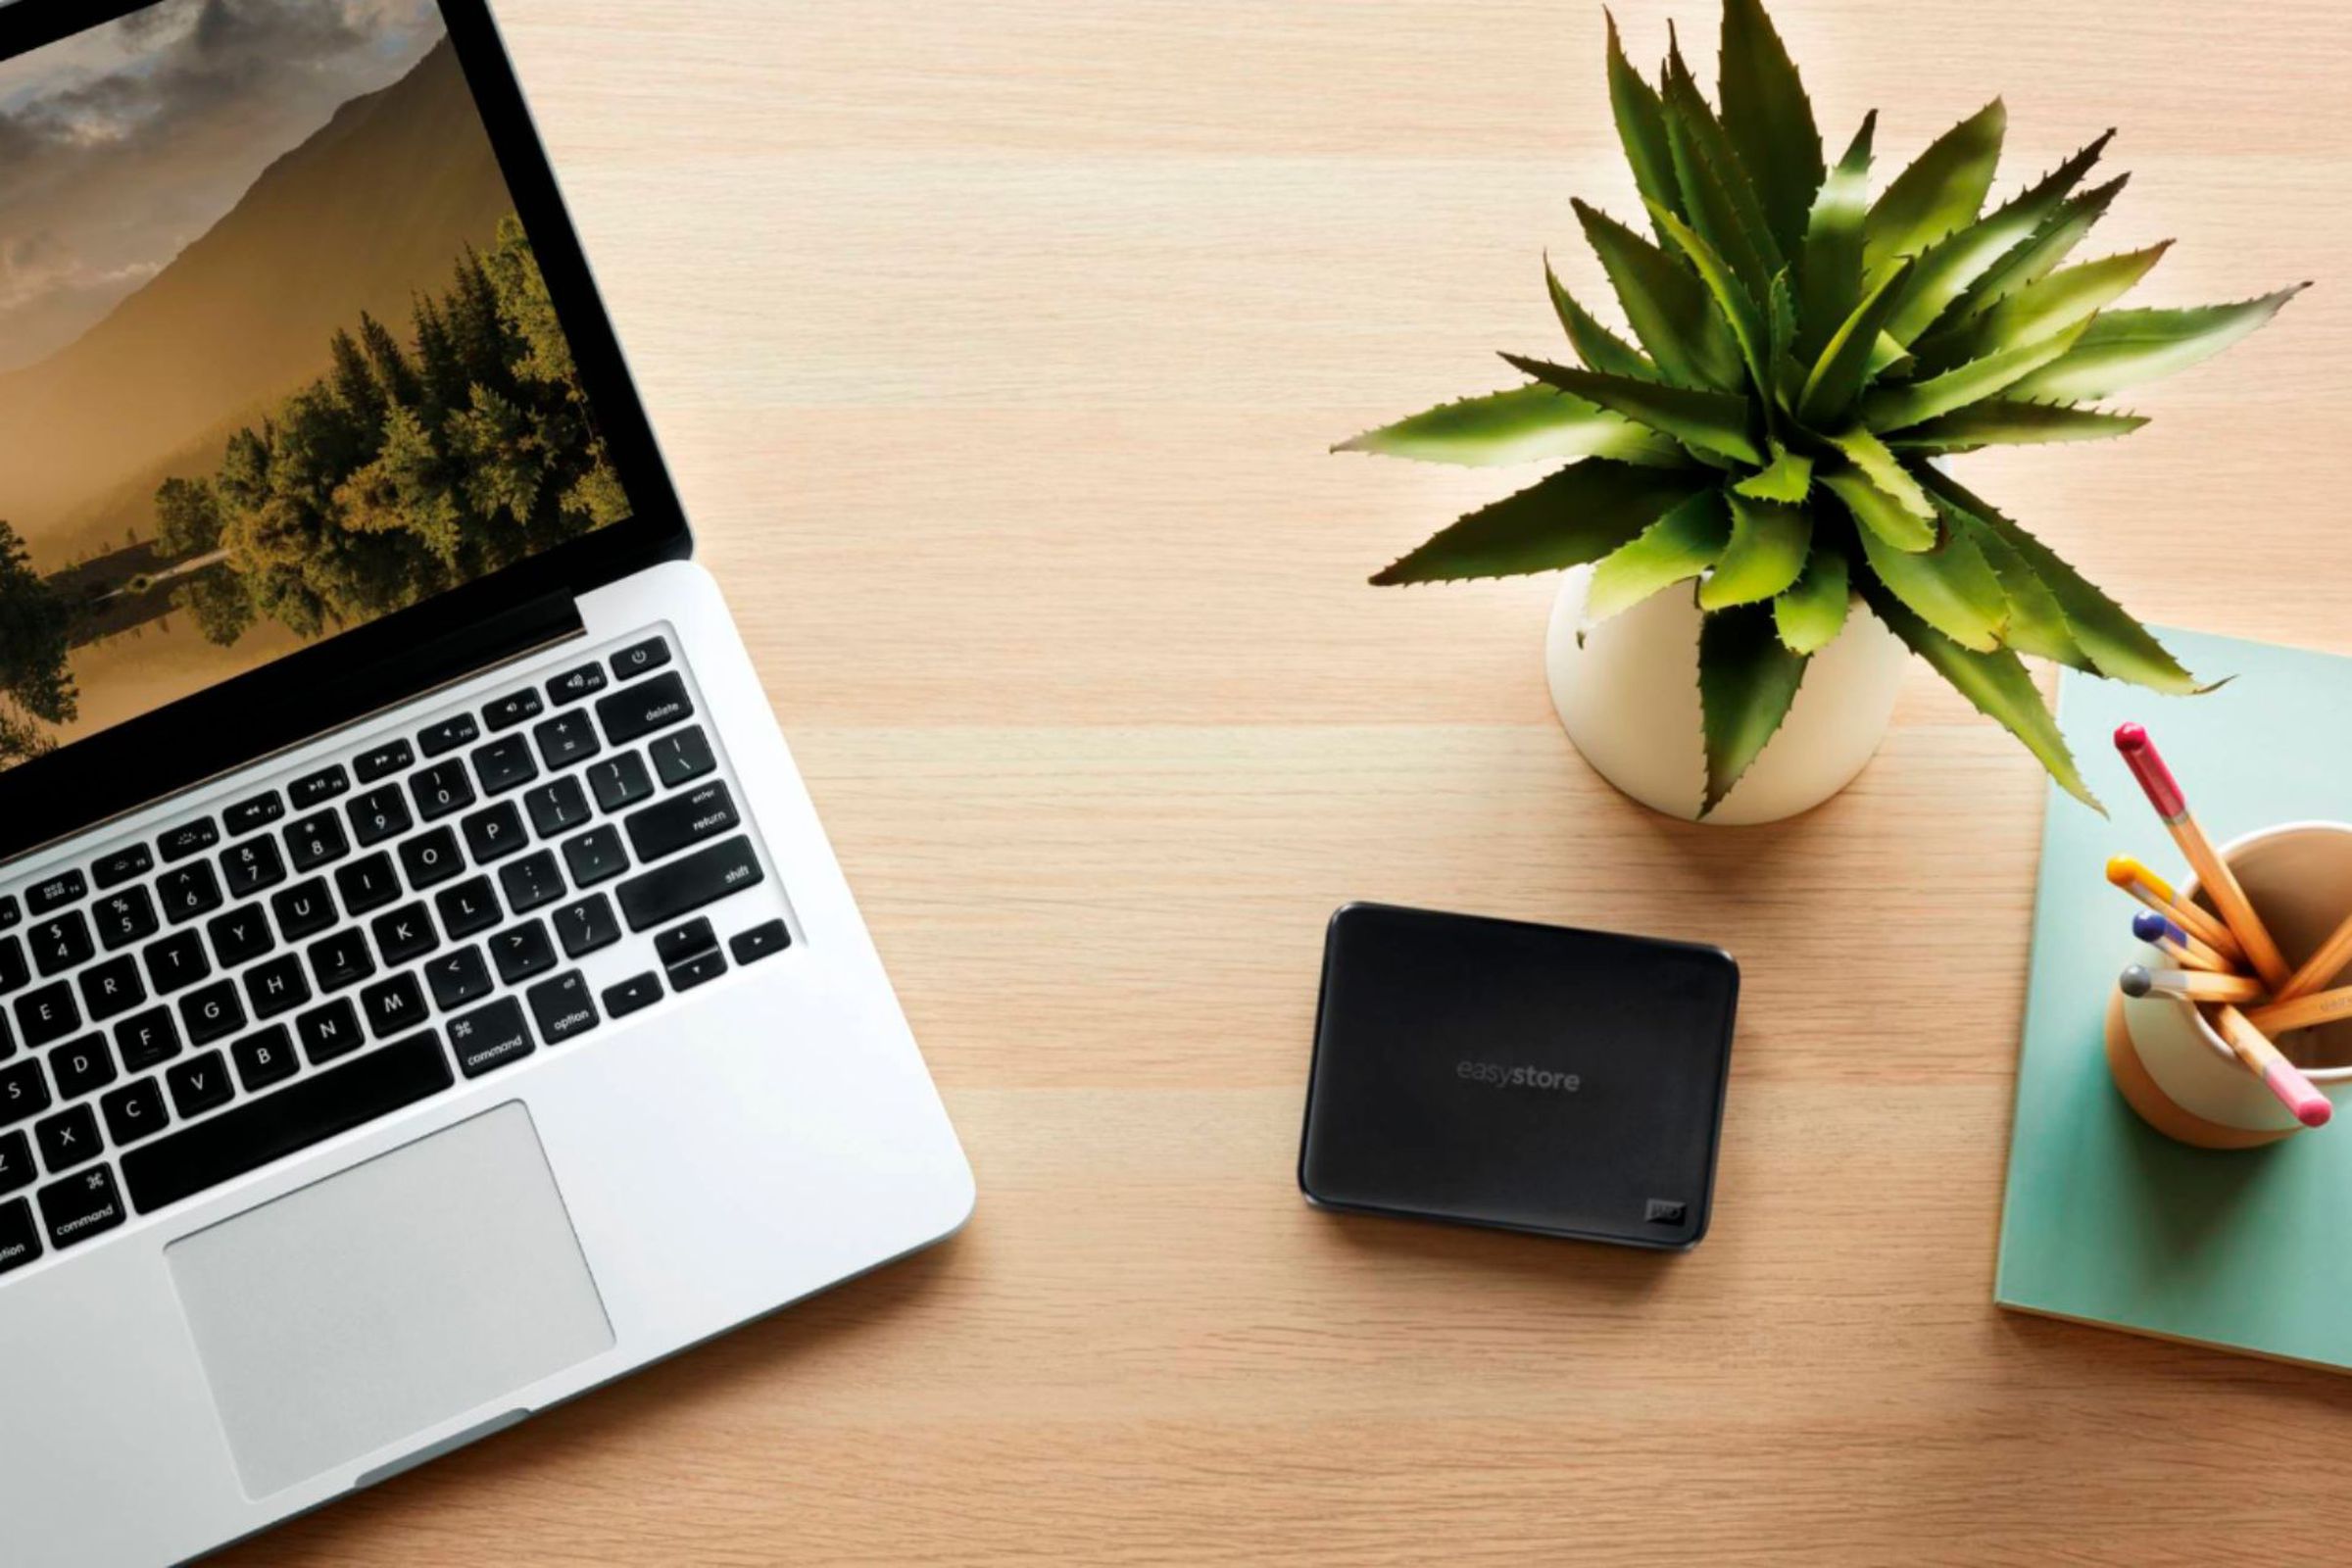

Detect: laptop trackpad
[166,1102,614,1499]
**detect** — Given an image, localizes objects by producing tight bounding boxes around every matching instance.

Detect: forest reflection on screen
[0,0,628,767]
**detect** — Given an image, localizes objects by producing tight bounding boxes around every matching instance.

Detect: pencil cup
[2107,822,2352,1148]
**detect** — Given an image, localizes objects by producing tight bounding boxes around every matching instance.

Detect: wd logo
[1643,1199,1688,1226]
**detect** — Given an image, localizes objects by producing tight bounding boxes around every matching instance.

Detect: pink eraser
[2267,1065,2334,1128]
[2114,723,2187,820]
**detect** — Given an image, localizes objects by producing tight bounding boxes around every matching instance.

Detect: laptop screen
[0,0,631,777]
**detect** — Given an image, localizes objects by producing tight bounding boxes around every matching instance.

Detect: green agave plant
[1341,0,2302,815]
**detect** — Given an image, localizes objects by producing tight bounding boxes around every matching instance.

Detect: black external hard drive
[1298,903,1739,1250]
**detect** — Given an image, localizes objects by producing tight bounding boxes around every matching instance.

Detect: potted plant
[1340,0,2301,822]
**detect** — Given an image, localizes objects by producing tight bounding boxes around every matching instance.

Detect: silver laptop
[0,2,974,1560]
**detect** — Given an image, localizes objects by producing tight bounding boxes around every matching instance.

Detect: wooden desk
[224,1,2352,1560]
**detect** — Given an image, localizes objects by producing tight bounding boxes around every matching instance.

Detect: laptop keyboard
[0,630,792,1282]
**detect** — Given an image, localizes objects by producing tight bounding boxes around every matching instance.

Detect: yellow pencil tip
[2105,856,2137,887]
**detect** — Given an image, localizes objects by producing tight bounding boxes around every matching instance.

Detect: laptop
[0,1,974,1560]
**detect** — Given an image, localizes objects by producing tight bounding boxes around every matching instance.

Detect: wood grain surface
[221,2,2352,1562]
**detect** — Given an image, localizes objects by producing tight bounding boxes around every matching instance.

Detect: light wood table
[223,1,2352,1561]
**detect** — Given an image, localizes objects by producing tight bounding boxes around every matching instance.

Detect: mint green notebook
[1998,627,2352,1367]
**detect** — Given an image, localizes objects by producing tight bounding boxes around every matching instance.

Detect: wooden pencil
[2249,986,2352,1037]
[2275,906,2352,1004]
[2130,910,2230,972]
[2105,856,2244,963]
[2210,1004,2334,1128]
[2118,964,2266,1004]
[2114,724,2291,990]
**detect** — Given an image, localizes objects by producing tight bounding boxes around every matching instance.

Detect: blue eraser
[2132,910,2169,945]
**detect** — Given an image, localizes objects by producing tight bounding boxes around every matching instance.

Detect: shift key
[616,835,763,932]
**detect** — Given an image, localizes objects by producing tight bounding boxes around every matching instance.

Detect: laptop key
[206,906,273,968]
[334,851,401,915]
[158,862,224,924]
[371,903,438,966]
[15,983,78,1051]
[93,888,159,951]
[288,764,350,809]
[469,735,536,798]
[122,1030,454,1213]
[526,971,598,1044]
[347,785,413,848]
[448,1000,533,1079]
[484,689,543,731]
[35,1103,99,1173]
[602,972,662,1019]
[610,637,670,681]
[525,775,591,838]
[354,739,413,783]
[158,816,220,863]
[270,879,337,942]
[410,759,475,821]
[0,1058,51,1126]
[0,935,24,996]
[220,836,286,899]
[533,710,599,771]
[561,824,628,888]
[142,930,210,996]
[286,809,351,872]
[490,920,556,985]
[30,911,93,976]
[26,870,82,917]
[223,791,284,836]
[398,826,465,891]
[434,876,502,940]
[554,894,619,958]
[76,956,144,1023]
[666,950,727,993]
[417,713,480,758]
[179,980,246,1048]
[547,662,608,706]
[625,781,738,862]
[115,1007,181,1072]
[0,1130,30,1195]
[424,946,492,1010]
[0,896,19,932]
[297,998,365,1065]
[587,752,654,813]
[37,1164,123,1250]
[90,845,152,890]
[649,725,716,788]
[0,1195,36,1273]
[461,800,527,864]
[100,1078,170,1147]
[362,973,428,1040]
[654,917,715,967]
[232,1026,299,1093]
[730,920,792,965]
[48,1036,115,1100]
[243,954,311,1020]
[307,929,375,995]
[166,1052,233,1119]
[498,851,565,914]
[597,671,692,745]
[616,836,763,932]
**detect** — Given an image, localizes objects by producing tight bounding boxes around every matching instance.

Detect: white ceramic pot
[2108,823,2352,1149]
[1544,566,1910,824]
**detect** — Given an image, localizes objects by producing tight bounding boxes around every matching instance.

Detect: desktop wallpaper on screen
[0,0,630,769]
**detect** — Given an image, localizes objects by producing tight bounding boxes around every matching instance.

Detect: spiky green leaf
[1371,459,1712,586]
[1545,258,1659,380]
[1765,269,1803,402]
[1504,354,1764,466]
[1718,0,1825,259]
[1334,384,1683,467]
[1882,133,2112,346]
[1861,321,2089,430]
[1920,466,2202,693]
[1574,200,1745,392]
[1952,505,2088,668]
[1827,426,1935,521]
[1659,36,1782,285]
[1854,508,2008,651]
[1700,495,1811,609]
[1586,489,1733,622]
[1698,602,1810,814]
[1822,467,1935,553]
[1606,14,1684,244]
[1921,242,2167,371]
[2003,286,2307,403]
[1649,203,1772,398]
[1862,582,2098,809]
[1774,545,1849,653]
[1884,399,2147,452]
[1863,99,2006,276]
[1734,445,1812,501]
[1933,174,2128,338]
[1798,259,1916,425]
[1796,113,1877,363]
